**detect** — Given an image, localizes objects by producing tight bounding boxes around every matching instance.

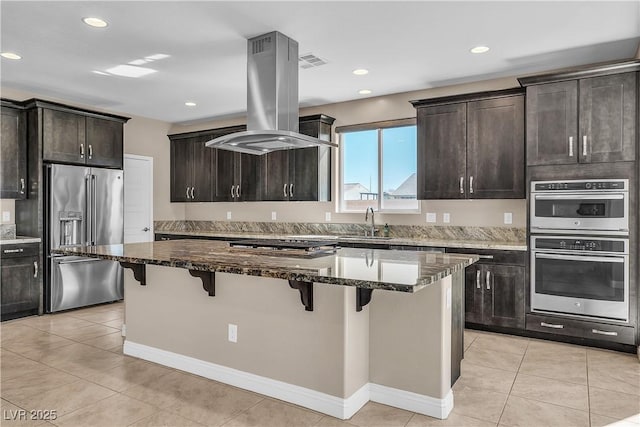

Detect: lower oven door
[531,252,628,321]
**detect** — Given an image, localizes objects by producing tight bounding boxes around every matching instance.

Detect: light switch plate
[2,211,10,222]
[325,212,331,222]
[504,212,513,224]
[271,211,277,220]
[228,324,237,343]
[226,211,232,220]
[443,213,451,223]
[426,213,437,223]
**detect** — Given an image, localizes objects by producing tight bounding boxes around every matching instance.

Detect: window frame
[337,118,419,214]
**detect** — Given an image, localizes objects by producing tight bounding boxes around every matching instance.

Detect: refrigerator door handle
[92,174,97,246]
[85,174,91,246]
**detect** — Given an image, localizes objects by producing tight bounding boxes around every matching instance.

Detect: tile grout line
[496,337,530,426]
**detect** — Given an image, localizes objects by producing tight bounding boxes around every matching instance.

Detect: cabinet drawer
[1,243,39,258]
[526,314,635,345]
[448,248,526,266]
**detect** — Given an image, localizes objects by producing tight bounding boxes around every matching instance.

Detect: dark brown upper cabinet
[262,114,334,202]
[518,61,639,166]
[0,103,27,199]
[411,89,525,200]
[25,100,129,169]
[170,135,216,202]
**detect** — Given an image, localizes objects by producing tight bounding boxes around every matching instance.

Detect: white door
[124,154,153,243]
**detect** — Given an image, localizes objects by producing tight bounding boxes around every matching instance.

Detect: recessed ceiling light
[185,102,196,107]
[104,64,157,78]
[1,52,22,60]
[353,69,369,75]
[358,89,372,95]
[83,17,108,28]
[470,46,490,54]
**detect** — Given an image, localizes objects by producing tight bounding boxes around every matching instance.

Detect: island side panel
[369,276,453,411]
[123,265,369,401]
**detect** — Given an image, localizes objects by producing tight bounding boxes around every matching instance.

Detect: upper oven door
[530,192,628,234]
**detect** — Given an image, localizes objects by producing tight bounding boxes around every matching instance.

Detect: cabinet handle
[190,187,195,199]
[80,143,85,159]
[568,136,574,157]
[478,255,494,259]
[34,261,38,278]
[289,183,293,198]
[231,185,235,198]
[3,248,24,253]
[88,144,93,159]
[20,178,25,194]
[459,176,464,194]
[485,270,491,290]
[582,136,588,157]
[476,270,481,289]
[283,183,288,197]
[237,185,241,198]
[469,176,474,194]
[540,322,564,329]
[186,187,190,199]
[591,329,617,337]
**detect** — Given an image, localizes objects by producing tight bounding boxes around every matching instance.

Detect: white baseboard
[124,341,369,420]
[369,383,453,419]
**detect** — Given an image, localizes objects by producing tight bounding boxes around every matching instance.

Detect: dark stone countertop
[53,239,479,293]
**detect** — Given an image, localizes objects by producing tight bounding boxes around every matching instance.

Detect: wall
[0,86,183,223]
[170,76,527,227]
[0,199,15,224]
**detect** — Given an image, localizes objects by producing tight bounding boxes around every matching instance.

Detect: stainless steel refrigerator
[45,164,124,312]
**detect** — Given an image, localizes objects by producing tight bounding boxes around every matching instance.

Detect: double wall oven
[530,179,630,322]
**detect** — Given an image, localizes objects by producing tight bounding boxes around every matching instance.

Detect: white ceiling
[1,1,639,124]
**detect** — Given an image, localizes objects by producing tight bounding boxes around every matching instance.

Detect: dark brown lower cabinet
[1,243,40,321]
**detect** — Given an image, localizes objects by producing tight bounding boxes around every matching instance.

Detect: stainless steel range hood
[206,31,337,155]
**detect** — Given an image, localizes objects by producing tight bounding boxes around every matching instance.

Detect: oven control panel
[533,180,627,191]
[534,238,626,253]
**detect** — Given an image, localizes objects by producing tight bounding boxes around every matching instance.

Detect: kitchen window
[337,119,418,212]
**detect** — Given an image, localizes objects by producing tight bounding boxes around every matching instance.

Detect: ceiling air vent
[299,53,327,69]
[252,35,272,55]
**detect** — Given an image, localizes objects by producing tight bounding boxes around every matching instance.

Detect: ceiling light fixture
[353,68,369,75]
[1,52,22,60]
[104,64,157,78]
[358,89,372,95]
[185,102,196,107]
[470,46,490,54]
[83,17,108,28]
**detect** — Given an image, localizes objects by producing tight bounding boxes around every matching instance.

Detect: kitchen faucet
[365,207,377,237]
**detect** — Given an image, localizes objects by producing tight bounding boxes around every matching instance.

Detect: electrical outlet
[504,212,513,225]
[226,211,232,220]
[2,211,10,222]
[228,324,237,343]
[426,212,437,223]
[325,212,331,222]
[443,213,451,223]
[271,211,277,221]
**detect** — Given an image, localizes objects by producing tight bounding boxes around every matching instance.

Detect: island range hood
[206,31,337,155]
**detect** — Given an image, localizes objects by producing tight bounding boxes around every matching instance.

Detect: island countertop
[53,239,479,292]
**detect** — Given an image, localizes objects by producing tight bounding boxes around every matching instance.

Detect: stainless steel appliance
[45,164,124,312]
[530,179,628,235]
[530,235,629,322]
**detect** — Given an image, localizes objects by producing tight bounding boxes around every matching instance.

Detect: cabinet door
[1,255,39,320]
[191,137,215,202]
[237,153,262,201]
[170,140,191,202]
[483,265,525,329]
[263,151,290,201]
[42,109,86,164]
[579,72,636,163]
[464,265,484,324]
[214,149,236,202]
[290,147,321,201]
[467,95,525,199]
[526,81,578,166]
[0,107,27,199]
[416,103,467,199]
[85,117,123,168]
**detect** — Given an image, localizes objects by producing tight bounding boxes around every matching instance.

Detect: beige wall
[0,199,15,224]
[171,76,527,227]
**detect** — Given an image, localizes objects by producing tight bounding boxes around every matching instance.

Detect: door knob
[142,227,150,232]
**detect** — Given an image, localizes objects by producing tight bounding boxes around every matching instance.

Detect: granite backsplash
[154,220,526,243]
[0,224,16,240]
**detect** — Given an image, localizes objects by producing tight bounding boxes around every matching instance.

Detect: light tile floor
[1,302,639,427]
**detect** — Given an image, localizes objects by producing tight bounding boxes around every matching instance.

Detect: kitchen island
[54,240,478,420]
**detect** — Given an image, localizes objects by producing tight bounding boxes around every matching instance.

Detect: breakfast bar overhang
[54,240,478,420]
